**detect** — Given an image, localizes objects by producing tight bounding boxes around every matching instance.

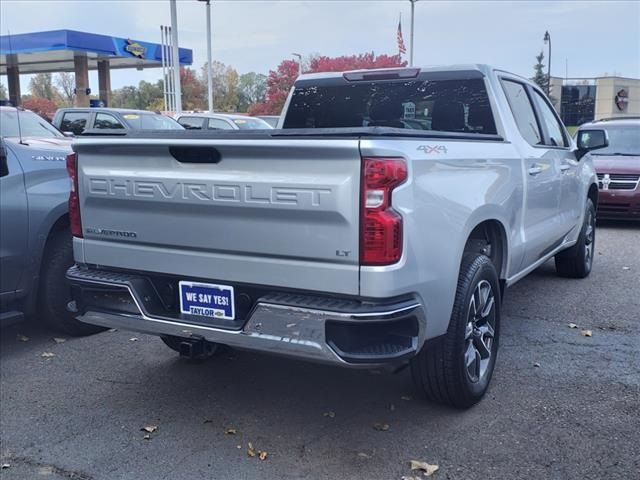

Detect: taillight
[66,152,82,238]
[360,157,407,265]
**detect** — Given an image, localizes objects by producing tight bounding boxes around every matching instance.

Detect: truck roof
[296,64,497,82]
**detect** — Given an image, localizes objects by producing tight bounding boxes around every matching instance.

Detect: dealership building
[550,75,640,126]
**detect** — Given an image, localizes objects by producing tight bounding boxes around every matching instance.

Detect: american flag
[397,16,407,55]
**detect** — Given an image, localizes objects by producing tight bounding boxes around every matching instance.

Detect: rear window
[123,113,183,130]
[60,112,89,135]
[232,117,272,130]
[283,77,497,134]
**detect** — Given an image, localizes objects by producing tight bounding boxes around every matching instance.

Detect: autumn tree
[22,97,58,121]
[55,72,75,106]
[248,53,406,116]
[29,73,59,101]
[181,67,206,111]
[248,59,299,116]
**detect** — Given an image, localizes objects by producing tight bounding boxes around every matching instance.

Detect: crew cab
[66,65,607,407]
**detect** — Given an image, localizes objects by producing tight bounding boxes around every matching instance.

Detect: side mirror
[575,129,609,160]
[63,131,75,137]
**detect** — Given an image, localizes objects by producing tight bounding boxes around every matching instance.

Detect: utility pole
[170,0,182,112]
[198,0,214,112]
[409,0,417,67]
[292,53,302,76]
[544,30,552,96]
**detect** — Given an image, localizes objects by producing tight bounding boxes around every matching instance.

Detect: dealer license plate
[178,281,235,320]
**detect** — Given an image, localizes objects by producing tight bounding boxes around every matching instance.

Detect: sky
[1,0,639,92]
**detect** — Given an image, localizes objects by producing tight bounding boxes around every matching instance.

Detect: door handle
[528,164,543,176]
[560,164,571,172]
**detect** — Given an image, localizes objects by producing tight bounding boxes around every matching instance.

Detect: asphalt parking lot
[1,222,638,480]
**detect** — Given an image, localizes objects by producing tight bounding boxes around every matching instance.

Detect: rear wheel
[40,229,106,336]
[555,198,596,278]
[410,254,501,409]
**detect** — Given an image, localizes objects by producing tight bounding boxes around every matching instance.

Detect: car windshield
[0,109,63,138]
[232,117,273,129]
[122,113,184,130]
[590,125,640,156]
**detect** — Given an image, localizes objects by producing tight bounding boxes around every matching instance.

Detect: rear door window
[60,112,89,135]
[177,116,205,130]
[501,80,543,146]
[208,118,234,130]
[283,77,497,135]
[94,113,125,130]
[531,90,568,147]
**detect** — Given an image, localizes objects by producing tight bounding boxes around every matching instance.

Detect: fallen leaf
[108,328,118,333]
[237,445,242,449]
[357,452,372,459]
[410,460,439,476]
[52,337,66,344]
[1,463,9,469]
[203,419,213,424]
[581,330,593,337]
[225,428,237,435]
[17,334,29,342]
[129,337,139,342]
[258,451,268,461]
[373,423,390,431]
[323,411,335,418]
[568,323,578,329]
[622,266,630,271]
[533,362,541,368]
[247,442,256,457]
[141,425,158,433]
[401,395,412,401]
[143,434,151,440]
[41,352,56,358]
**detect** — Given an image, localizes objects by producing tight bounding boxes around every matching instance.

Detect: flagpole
[409,0,416,67]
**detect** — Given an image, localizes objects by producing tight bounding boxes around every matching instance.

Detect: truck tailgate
[73,137,361,295]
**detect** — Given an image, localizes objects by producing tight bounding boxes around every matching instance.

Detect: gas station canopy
[0,29,192,107]
[0,29,192,74]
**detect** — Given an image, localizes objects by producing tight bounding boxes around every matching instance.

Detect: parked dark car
[0,106,104,334]
[52,108,183,135]
[577,117,640,219]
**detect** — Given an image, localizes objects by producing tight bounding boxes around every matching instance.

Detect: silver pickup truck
[67,65,608,408]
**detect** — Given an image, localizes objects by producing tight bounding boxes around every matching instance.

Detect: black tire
[40,229,106,336]
[160,335,223,360]
[555,198,596,279]
[410,254,501,409]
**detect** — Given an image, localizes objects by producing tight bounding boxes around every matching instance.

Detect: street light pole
[292,52,302,76]
[544,30,551,96]
[409,0,417,67]
[170,0,182,112]
[205,0,213,112]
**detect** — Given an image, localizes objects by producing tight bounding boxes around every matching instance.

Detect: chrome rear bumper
[67,265,426,368]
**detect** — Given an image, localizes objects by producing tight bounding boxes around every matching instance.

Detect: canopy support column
[74,54,90,107]
[7,54,21,107]
[97,59,111,107]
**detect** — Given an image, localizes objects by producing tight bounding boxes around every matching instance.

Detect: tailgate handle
[169,146,221,164]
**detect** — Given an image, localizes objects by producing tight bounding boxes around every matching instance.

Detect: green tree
[29,73,58,101]
[111,85,139,109]
[0,83,7,100]
[238,72,266,112]
[532,51,549,94]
